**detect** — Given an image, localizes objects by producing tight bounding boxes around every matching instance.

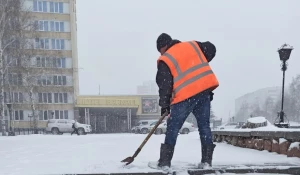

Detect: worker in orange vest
[148,33,219,171]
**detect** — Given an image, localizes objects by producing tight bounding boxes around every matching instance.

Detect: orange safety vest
[157,41,219,105]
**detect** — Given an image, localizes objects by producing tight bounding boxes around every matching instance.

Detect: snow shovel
[121,111,169,165]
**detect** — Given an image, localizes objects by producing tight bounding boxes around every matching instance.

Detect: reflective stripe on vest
[162,41,214,94]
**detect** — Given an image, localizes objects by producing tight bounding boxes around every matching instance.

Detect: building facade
[75,95,198,133]
[3,0,78,129]
[235,86,281,121]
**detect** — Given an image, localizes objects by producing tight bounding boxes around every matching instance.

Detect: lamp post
[274,44,293,128]
[6,103,15,136]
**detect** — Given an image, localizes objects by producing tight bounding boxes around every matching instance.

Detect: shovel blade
[121,156,134,165]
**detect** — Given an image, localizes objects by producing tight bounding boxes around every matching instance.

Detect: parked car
[152,121,196,135]
[131,120,156,133]
[218,122,239,130]
[135,120,158,134]
[131,120,157,133]
[46,119,92,135]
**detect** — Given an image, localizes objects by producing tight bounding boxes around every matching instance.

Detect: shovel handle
[132,111,169,158]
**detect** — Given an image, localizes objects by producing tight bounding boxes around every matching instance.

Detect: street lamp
[274,44,294,128]
[6,103,15,136]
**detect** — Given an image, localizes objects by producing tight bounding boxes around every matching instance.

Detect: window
[57,58,61,67]
[55,21,59,31]
[61,58,66,68]
[50,21,54,31]
[58,76,62,85]
[54,93,58,103]
[60,111,63,119]
[50,2,64,13]
[38,20,50,31]
[51,39,65,50]
[60,22,64,32]
[14,110,24,121]
[12,92,23,103]
[42,1,47,12]
[33,0,38,11]
[44,111,48,120]
[39,21,44,31]
[53,76,67,85]
[59,2,63,13]
[37,56,60,68]
[47,76,52,85]
[41,57,46,67]
[50,2,54,12]
[15,111,19,120]
[8,74,22,86]
[54,110,68,119]
[55,110,59,119]
[53,58,66,68]
[54,93,68,103]
[63,76,67,85]
[64,110,68,119]
[63,93,68,103]
[33,1,48,12]
[6,92,23,103]
[53,76,57,85]
[59,93,63,103]
[38,76,52,86]
[36,57,41,67]
[39,110,53,120]
[38,93,42,103]
[48,21,65,32]
[38,93,52,103]
[35,38,50,50]
[6,56,21,67]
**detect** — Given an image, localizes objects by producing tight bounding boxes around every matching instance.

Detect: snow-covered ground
[1,132,300,175]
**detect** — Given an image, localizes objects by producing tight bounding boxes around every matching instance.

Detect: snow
[247,116,267,124]
[279,138,288,144]
[0,132,300,175]
[289,121,300,127]
[288,142,300,151]
[205,174,291,175]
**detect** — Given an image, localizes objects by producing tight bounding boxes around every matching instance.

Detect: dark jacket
[156,40,216,108]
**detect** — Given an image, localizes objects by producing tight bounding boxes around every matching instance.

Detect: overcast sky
[76,0,300,119]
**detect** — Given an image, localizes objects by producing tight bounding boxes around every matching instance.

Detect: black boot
[158,143,175,168]
[199,144,216,169]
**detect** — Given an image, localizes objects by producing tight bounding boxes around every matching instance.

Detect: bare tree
[0,0,36,135]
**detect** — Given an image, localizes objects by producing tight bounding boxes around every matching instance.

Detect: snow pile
[279,138,288,144]
[288,142,300,151]
[247,116,267,124]
[289,121,300,127]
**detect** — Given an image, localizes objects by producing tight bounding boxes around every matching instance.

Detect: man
[71,120,79,136]
[149,33,219,171]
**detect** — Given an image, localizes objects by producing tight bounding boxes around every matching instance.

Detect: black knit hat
[156,33,172,52]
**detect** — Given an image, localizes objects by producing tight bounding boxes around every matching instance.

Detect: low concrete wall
[212,130,300,158]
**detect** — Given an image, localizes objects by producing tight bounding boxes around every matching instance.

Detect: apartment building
[4,0,78,129]
[235,86,281,121]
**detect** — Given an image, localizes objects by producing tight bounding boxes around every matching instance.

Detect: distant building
[136,81,158,95]
[235,86,281,121]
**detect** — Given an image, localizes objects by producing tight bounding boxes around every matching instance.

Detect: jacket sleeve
[156,61,173,108]
[196,41,216,62]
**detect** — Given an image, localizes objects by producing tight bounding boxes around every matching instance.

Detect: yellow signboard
[76,96,140,108]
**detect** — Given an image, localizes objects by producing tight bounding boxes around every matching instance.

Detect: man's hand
[210,91,214,101]
[161,106,170,116]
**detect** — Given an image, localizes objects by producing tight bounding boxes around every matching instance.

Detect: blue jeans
[164,90,212,147]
